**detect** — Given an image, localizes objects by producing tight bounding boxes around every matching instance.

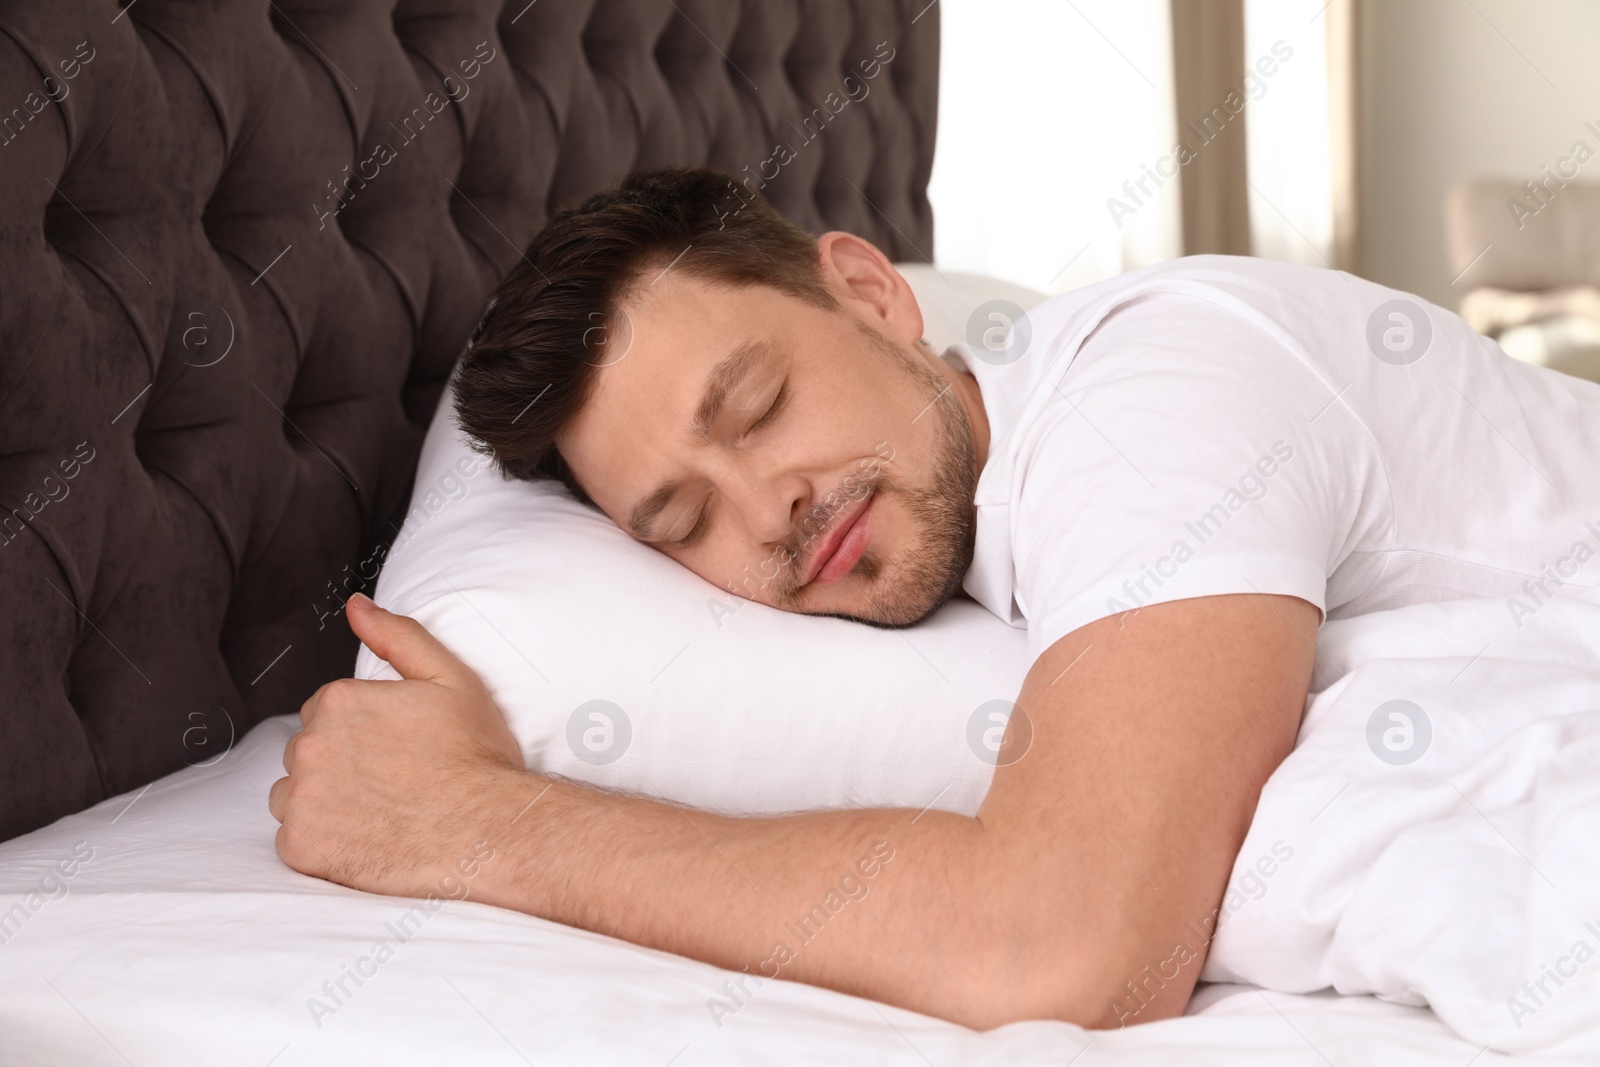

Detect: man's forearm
[273,596,1304,1031]
[468,767,1107,1028]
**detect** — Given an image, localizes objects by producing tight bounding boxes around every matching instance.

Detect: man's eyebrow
[628,479,681,540]
[627,339,773,541]
[689,338,770,444]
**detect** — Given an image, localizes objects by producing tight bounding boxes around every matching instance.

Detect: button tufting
[0,0,939,843]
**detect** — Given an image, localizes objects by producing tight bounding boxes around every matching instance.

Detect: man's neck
[916,339,991,474]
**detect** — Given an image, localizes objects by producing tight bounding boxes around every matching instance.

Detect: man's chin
[824,603,949,630]
[792,553,962,630]
[806,590,956,629]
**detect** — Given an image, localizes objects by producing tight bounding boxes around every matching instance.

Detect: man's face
[556,238,987,628]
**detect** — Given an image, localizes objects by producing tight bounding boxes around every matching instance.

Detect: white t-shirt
[945,255,1600,665]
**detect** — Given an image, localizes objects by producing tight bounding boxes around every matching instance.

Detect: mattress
[0,715,1539,1066]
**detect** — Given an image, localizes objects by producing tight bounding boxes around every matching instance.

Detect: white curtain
[927,0,1181,294]
[928,0,1345,286]
[1243,0,1338,268]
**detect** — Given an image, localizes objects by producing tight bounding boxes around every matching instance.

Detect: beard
[769,324,980,629]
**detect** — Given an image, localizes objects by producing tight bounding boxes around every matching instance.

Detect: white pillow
[355,267,1047,817]
[898,264,1052,355]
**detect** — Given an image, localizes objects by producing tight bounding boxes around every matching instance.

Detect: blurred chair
[1447,180,1600,382]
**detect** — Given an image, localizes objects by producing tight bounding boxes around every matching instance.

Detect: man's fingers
[267,775,289,824]
[347,593,467,686]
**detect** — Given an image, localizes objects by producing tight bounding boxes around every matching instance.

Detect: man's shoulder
[1020,255,1349,368]
[1036,254,1346,312]
[967,256,1364,503]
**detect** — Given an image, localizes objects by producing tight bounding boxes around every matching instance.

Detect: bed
[0,1,1580,1063]
[0,716,1510,1065]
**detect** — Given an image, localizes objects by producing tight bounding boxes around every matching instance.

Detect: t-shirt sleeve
[1009,293,1343,664]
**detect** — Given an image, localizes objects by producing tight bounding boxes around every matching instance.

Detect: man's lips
[802,492,875,587]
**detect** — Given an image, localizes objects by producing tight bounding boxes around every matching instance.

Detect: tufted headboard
[0,0,939,842]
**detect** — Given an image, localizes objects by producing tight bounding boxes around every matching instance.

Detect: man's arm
[271,591,1317,1029]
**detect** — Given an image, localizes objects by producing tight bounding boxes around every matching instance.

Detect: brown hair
[452,167,837,505]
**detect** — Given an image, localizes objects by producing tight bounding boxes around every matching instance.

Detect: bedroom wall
[1360,0,1600,308]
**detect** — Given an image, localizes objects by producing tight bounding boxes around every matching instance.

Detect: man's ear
[816,232,925,346]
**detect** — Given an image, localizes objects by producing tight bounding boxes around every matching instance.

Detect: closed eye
[675,381,785,549]
[748,381,788,434]
[673,498,713,548]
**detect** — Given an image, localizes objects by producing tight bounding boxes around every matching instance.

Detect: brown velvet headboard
[0,0,939,842]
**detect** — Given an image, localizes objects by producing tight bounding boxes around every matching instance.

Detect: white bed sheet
[0,717,1545,1067]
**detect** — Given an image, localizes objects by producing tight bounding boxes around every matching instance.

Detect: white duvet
[1204,593,1600,1058]
[4,591,1600,1063]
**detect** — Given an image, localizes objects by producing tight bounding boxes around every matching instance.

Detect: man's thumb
[347,594,463,685]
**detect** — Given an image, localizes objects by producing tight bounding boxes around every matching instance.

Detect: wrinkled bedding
[1206,594,1600,1057]
[5,594,1600,1063]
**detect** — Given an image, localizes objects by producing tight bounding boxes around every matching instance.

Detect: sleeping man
[268,167,1600,1029]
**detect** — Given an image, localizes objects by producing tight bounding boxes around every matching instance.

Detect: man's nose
[730,469,810,549]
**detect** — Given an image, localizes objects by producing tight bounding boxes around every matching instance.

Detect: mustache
[753,461,890,590]
[791,468,882,550]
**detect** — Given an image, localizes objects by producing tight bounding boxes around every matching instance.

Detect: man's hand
[268,594,528,897]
